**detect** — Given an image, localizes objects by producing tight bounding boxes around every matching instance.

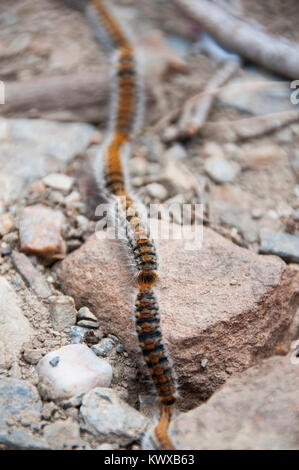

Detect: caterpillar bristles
[67,0,178,450]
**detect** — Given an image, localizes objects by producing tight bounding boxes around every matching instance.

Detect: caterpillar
[64,0,177,449]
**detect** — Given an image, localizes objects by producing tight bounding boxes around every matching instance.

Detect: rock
[218,69,294,116]
[202,141,225,160]
[22,348,43,365]
[37,344,113,401]
[204,156,239,183]
[0,378,47,449]
[41,402,58,421]
[55,223,299,409]
[259,233,299,263]
[96,443,118,450]
[145,183,168,201]
[43,173,74,192]
[0,277,33,370]
[91,338,115,358]
[11,251,52,298]
[79,388,148,445]
[43,420,83,450]
[69,325,88,344]
[164,144,187,161]
[0,428,49,450]
[0,119,95,205]
[49,295,77,331]
[163,125,178,142]
[0,378,41,423]
[77,306,99,327]
[7,119,95,164]
[170,357,299,450]
[19,205,66,258]
[77,320,99,329]
[0,213,14,236]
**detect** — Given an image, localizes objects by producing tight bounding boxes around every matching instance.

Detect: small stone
[202,142,224,159]
[96,443,118,450]
[48,190,64,205]
[259,232,299,263]
[43,173,74,192]
[91,338,114,357]
[69,325,88,344]
[164,143,187,161]
[22,348,42,365]
[116,344,124,354]
[204,156,239,183]
[43,420,82,450]
[49,295,77,332]
[37,344,113,401]
[64,191,81,208]
[79,388,148,445]
[19,204,66,258]
[201,359,209,368]
[77,320,99,329]
[163,125,178,142]
[0,213,14,237]
[251,209,263,220]
[145,183,168,200]
[84,329,103,345]
[41,402,58,421]
[11,251,52,298]
[28,180,46,195]
[77,306,98,324]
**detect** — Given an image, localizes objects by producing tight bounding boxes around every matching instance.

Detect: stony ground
[0,0,298,450]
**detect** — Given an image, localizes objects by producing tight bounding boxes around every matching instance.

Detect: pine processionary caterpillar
[77,0,177,449]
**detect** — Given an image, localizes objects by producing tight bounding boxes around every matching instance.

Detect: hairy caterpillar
[64,0,177,449]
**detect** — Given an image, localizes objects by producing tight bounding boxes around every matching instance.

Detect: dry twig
[200,109,299,142]
[173,0,299,79]
[178,60,239,137]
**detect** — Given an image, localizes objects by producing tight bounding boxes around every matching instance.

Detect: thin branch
[200,110,299,141]
[179,60,239,137]
[173,0,299,79]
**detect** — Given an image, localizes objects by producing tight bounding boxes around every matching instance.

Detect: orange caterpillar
[70,0,177,448]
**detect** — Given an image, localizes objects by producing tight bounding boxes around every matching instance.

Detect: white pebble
[43,173,74,192]
[37,344,113,400]
[146,183,168,200]
[204,156,239,184]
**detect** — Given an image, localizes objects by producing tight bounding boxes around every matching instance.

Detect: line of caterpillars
[87,0,177,450]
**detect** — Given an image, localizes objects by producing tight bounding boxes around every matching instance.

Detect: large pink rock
[55,223,299,409]
[170,356,299,450]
